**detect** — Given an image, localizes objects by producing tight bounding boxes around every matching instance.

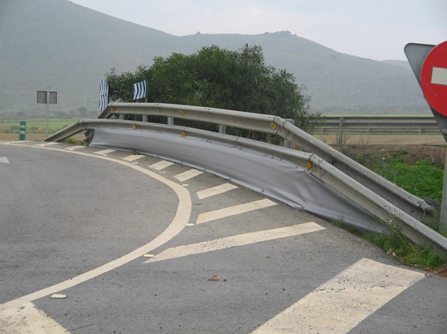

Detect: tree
[106,45,322,132]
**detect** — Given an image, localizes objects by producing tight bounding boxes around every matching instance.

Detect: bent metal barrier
[46,103,447,255]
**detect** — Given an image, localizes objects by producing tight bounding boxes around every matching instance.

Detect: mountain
[0,0,429,115]
[382,60,412,70]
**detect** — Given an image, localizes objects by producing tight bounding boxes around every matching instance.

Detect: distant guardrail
[46,103,447,255]
[318,116,438,146]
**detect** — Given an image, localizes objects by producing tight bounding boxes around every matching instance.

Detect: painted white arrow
[0,157,10,164]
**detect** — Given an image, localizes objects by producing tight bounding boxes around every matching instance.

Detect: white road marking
[149,160,174,170]
[0,157,9,164]
[197,183,238,199]
[122,154,145,162]
[38,142,59,147]
[0,145,192,311]
[0,302,70,334]
[251,258,425,334]
[94,149,116,155]
[196,198,277,224]
[432,66,447,86]
[145,222,325,263]
[64,145,85,151]
[6,141,30,144]
[174,169,203,182]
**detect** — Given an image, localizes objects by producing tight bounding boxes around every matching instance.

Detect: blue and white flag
[99,80,109,96]
[99,80,109,112]
[133,80,147,100]
[98,95,108,112]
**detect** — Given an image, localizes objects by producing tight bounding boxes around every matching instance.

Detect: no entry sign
[420,41,447,116]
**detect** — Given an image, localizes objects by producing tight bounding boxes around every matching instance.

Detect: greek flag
[99,80,109,96]
[99,80,109,112]
[133,80,147,100]
[98,95,108,112]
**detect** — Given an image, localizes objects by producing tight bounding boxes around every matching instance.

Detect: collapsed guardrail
[47,103,447,255]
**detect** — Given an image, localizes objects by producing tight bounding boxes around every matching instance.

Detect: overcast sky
[70,0,446,61]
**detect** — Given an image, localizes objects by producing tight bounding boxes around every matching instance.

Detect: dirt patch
[341,144,446,168]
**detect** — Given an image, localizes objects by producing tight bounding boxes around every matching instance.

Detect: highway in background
[0,141,445,333]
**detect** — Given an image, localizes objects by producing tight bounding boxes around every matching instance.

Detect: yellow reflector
[307,162,312,169]
[180,110,185,115]
[271,123,277,129]
[133,125,137,129]
[111,107,115,111]
[182,131,187,137]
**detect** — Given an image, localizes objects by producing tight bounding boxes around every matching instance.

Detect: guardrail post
[119,114,125,120]
[219,125,226,134]
[142,115,148,122]
[167,117,174,126]
[19,121,26,140]
[338,117,344,147]
[283,119,294,148]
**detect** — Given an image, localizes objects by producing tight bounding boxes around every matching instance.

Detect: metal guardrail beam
[55,103,437,220]
[46,103,447,255]
[276,120,435,217]
[99,103,278,134]
[318,116,440,136]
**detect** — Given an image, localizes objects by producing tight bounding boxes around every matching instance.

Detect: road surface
[0,140,445,333]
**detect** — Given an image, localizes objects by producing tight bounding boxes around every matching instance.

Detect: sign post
[405,41,447,232]
[37,91,57,138]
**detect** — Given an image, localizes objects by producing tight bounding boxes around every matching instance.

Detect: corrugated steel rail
[46,103,447,255]
[318,116,439,136]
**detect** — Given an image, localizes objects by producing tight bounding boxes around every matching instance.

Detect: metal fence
[317,116,438,145]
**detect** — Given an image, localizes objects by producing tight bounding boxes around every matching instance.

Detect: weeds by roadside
[330,143,447,274]
[332,216,446,274]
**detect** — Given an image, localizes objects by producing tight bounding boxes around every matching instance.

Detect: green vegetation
[371,159,443,202]
[0,118,79,134]
[354,148,444,203]
[337,147,447,270]
[107,45,322,133]
[362,220,445,268]
[332,216,445,269]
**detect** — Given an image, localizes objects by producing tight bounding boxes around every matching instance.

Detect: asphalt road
[0,141,446,334]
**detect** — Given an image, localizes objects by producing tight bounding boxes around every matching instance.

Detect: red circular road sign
[420,40,447,116]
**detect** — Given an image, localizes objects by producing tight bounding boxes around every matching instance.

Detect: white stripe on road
[145,222,324,263]
[196,199,277,224]
[6,141,30,144]
[0,302,70,334]
[149,160,174,171]
[64,145,85,151]
[197,183,239,199]
[0,146,192,311]
[122,154,145,161]
[175,169,203,182]
[251,258,425,334]
[94,149,116,155]
[38,142,59,147]
[0,157,9,164]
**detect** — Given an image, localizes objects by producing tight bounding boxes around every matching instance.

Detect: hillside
[0,0,429,115]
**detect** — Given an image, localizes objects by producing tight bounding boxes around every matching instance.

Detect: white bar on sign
[431,67,447,86]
